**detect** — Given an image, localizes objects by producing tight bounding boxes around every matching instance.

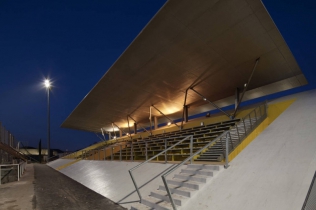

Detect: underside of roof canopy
[61,0,307,132]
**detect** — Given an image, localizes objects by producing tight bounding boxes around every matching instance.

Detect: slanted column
[119,130,122,137]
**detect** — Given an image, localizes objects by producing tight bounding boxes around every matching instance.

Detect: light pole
[44,79,51,162]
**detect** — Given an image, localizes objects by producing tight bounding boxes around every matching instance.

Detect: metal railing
[128,135,193,201]
[160,102,268,210]
[0,161,26,185]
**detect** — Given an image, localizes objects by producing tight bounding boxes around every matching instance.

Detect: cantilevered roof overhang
[62,0,307,132]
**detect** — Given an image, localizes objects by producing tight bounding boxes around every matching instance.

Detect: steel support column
[181,88,189,129]
[154,116,158,130]
[232,58,260,118]
[235,87,240,111]
[151,105,180,129]
[190,88,232,119]
[127,115,151,135]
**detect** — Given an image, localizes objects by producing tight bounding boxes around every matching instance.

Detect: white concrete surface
[50,89,316,210]
[48,158,75,169]
[184,89,316,210]
[52,160,186,209]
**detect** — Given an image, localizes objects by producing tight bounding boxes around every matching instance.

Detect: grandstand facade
[53,0,315,209]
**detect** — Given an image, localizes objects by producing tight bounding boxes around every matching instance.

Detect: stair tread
[142,196,176,210]
[151,189,189,202]
[131,202,153,210]
[159,184,197,192]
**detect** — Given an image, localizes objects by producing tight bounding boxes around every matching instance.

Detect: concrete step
[167,178,202,190]
[174,173,209,183]
[159,184,197,198]
[141,196,176,210]
[150,190,188,206]
[131,202,153,210]
[181,168,214,176]
[186,164,220,171]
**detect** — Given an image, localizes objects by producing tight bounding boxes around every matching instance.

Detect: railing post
[18,164,20,181]
[120,145,122,162]
[220,136,225,158]
[190,135,193,164]
[229,132,234,150]
[254,108,258,121]
[104,147,106,160]
[162,175,177,210]
[0,166,1,185]
[242,118,247,135]
[111,147,113,161]
[98,149,100,160]
[249,115,253,129]
[128,170,142,201]
[164,140,167,163]
[224,133,230,169]
[145,142,148,161]
[235,124,241,143]
[131,143,134,162]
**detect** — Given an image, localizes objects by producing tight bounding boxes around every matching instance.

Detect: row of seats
[108,119,240,162]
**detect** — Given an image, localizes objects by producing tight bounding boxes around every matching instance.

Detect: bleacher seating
[109,119,241,162]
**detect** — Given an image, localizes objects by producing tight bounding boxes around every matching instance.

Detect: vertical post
[184,105,189,123]
[111,147,113,161]
[134,123,137,134]
[249,115,253,129]
[104,147,106,160]
[18,164,20,181]
[120,145,122,161]
[98,149,100,160]
[164,140,167,163]
[224,133,230,169]
[242,118,247,135]
[236,124,241,143]
[145,142,148,161]
[0,166,1,185]
[190,135,193,164]
[47,87,50,162]
[149,106,153,133]
[154,116,158,130]
[235,87,240,111]
[131,143,133,161]
[254,108,258,121]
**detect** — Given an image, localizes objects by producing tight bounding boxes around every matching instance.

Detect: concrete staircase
[195,117,257,162]
[131,164,222,210]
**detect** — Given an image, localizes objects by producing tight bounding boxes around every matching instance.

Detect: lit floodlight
[44,79,51,88]
[167,122,171,126]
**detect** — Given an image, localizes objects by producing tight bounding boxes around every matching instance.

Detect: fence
[0,122,18,164]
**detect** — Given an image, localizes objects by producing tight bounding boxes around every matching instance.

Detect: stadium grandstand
[46,0,315,210]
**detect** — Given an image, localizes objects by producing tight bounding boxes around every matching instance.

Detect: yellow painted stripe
[228,98,296,161]
[56,159,81,171]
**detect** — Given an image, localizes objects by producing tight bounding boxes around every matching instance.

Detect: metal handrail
[161,102,268,210]
[128,135,193,201]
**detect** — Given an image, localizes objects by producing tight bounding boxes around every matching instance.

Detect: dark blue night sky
[0,0,315,151]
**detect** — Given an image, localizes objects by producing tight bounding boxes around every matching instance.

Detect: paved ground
[0,163,127,210]
[0,164,34,210]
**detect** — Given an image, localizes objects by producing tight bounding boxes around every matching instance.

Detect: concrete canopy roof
[61,0,307,132]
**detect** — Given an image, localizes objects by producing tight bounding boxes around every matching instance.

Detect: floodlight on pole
[44,78,51,162]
